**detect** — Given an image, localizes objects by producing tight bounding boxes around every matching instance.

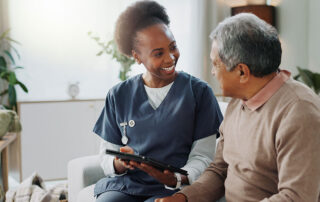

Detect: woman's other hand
[113,146,135,173]
[155,193,187,202]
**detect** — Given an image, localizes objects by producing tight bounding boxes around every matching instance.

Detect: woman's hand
[130,162,180,187]
[113,146,135,174]
[155,193,187,202]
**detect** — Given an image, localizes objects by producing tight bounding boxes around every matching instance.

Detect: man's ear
[132,50,141,64]
[236,63,250,84]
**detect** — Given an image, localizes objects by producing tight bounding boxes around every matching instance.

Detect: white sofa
[67,101,228,202]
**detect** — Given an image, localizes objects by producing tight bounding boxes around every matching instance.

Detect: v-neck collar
[139,72,180,111]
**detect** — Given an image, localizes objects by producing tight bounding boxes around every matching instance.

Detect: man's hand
[155,193,187,202]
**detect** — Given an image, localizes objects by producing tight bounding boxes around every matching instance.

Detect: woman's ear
[236,63,250,84]
[132,50,141,64]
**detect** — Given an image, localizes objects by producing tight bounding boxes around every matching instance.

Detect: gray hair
[210,13,281,77]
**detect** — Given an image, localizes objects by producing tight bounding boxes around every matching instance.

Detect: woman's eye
[170,45,177,51]
[154,52,163,57]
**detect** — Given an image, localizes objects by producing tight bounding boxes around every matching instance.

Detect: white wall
[3,0,209,102]
[5,0,128,101]
[308,0,320,72]
[276,0,309,75]
[0,0,3,32]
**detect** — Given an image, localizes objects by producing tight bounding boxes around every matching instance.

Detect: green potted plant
[88,32,135,81]
[293,66,320,95]
[0,30,28,110]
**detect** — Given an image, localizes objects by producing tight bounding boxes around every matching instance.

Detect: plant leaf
[297,67,313,88]
[0,56,7,68]
[17,80,28,92]
[0,71,10,79]
[4,50,15,64]
[14,66,24,69]
[0,89,8,96]
[92,37,100,42]
[8,71,17,84]
[5,36,20,44]
[0,65,7,72]
[312,73,320,94]
[8,84,17,107]
[0,29,10,39]
[96,51,104,56]
[11,46,21,60]
[2,105,11,110]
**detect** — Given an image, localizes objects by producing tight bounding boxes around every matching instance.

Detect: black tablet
[106,149,188,175]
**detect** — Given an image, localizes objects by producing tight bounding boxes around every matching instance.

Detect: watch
[165,172,182,190]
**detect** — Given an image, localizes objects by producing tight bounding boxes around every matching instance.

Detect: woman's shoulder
[178,71,211,91]
[108,74,142,97]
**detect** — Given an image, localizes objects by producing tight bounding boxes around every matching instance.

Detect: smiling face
[132,23,180,87]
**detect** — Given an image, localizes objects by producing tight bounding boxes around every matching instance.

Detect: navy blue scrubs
[93,71,223,197]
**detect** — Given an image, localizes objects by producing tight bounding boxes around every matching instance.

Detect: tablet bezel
[105,149,188,175]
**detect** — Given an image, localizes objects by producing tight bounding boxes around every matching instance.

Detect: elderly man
[156,13,320,202]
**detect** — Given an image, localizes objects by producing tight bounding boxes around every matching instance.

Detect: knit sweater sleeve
[261,100,320,202]
[179,124,227,202]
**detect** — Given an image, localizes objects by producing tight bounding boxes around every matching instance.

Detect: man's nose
[211,67,215,76]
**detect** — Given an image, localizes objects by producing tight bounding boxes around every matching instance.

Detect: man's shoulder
[269,78,320,125]
[276,78,320,108]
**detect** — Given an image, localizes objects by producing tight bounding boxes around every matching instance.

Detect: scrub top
[93,71,223,197]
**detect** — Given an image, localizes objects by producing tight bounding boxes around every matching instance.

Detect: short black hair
[114,0,170,57]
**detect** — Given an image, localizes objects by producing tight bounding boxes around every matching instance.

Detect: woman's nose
[164,53,175,64]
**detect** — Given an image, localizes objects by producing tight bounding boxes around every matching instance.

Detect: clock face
[68,83,79,98]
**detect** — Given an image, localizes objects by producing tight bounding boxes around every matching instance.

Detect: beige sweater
[180,78,320,202]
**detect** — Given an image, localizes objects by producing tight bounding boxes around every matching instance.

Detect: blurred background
[1,0,319,101]
[0,0,319,189]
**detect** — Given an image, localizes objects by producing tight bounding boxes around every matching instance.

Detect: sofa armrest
[68,155,105,202]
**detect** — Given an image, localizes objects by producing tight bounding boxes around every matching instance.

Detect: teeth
[162,65,174,71]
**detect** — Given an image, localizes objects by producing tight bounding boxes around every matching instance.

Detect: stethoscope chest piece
[120,121,130,145]
[121,135,128,145]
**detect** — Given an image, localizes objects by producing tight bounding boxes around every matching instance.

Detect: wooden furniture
[231,5,276,27]
[0,132,17,194]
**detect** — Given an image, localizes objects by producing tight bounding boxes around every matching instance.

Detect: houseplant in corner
[294,66,320,95]
[0,29,28,110]
[88,32,135,81]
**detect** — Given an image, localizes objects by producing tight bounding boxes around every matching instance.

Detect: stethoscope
[120,120,135,145]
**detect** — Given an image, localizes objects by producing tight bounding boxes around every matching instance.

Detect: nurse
[93,1,223,202]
